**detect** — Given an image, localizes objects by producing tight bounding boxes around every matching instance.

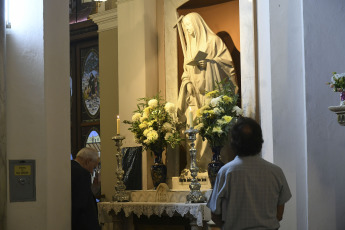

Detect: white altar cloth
[98,201,211,227]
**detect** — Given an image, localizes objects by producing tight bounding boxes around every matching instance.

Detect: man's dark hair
[230,117,264,156]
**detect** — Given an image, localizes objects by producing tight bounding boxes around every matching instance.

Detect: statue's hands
[198,60,206,69]
[186,83,194,96]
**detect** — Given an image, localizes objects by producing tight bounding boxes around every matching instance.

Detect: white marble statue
[177,12,238,172]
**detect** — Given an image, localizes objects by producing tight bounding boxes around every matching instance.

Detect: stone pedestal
[329,105,345,126]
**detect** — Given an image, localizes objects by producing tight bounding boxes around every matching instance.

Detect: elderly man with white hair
[71,147,100,230]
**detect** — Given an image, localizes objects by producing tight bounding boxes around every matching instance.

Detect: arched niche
[164,0,257,177]
[164,0,256,118]
[176,1,242,103]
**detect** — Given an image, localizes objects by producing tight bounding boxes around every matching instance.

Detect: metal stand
[112,135,130,202]
[185,128,206,203]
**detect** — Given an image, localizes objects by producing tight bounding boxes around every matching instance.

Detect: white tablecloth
[98,201,211,227]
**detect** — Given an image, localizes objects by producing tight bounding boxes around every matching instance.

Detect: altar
[98,188,214,230]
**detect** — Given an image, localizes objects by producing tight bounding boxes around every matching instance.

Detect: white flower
[232,106,243,116]
[162,122,172,132]
[164,102,176,114]
[164,132,173,140]
[210,96,222,107]
[332,73,345,83]
[213,108,221,115]
[132,113,141,122]
[148,99,158,108]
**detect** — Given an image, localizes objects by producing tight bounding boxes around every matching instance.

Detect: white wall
[303,0,345,229]
[258,0,345,229]
[257,0,307,229]
[0,0,7,228]
[117,0,157,189]
[6,0,70,229]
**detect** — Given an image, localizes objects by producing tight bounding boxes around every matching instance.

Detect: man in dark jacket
[71,147,100,230]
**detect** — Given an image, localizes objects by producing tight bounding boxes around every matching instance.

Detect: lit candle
[117,115,120,135]
[188,107,193,128]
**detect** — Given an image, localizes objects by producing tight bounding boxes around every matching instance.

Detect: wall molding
[116,0,134,5]
[89,8,118,33]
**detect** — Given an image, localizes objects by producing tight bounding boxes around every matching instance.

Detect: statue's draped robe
[177,13,238,171]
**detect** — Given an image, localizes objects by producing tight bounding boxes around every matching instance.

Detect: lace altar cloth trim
[98,202,209,227]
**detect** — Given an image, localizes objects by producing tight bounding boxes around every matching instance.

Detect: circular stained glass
[82,50,100,117]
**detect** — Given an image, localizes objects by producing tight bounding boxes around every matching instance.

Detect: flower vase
[208,146,224,189]
[340,91,345,106]
[150,150,167,189]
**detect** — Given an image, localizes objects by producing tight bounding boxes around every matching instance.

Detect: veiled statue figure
[177,12,238,172]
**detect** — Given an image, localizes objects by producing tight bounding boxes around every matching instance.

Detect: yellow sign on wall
[14,165,31,176]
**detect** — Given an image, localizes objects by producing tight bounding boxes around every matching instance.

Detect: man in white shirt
[207,117,291,230]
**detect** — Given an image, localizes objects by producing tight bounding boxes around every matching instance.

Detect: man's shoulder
[258,157,284,171]
[220,155,284,174]
[71,160,89,176]
[218,157,242,174]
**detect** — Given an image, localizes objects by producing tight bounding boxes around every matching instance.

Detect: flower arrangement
[195,79,242,148]
[124,94,182,153]
[327,72,345,92]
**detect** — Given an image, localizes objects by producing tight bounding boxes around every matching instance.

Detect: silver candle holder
[185,128,206,203]
[112,135,130,202]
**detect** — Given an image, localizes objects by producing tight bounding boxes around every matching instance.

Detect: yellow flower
[147,130,158,141]
[203,109,214,114]
[139,122,148,129]
[222,95,233,103]
[223,115,233,123]
[212,126,223,134]
[143,107,151,116]
[196,109,203,118]
[143,127,152,136]
[205,90,219,98]
[216,119,226,125]
[147,120,155,127]
[197,105,210,117]
[194,123,204,130]
[140,116,147,122]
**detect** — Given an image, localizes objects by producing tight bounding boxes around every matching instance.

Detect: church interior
[1,0,345,229]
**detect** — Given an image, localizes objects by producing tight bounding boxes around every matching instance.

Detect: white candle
[188,107,193,128]
[117,115,120,135]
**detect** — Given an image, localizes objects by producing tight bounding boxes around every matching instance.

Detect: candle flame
[117,115,120,119]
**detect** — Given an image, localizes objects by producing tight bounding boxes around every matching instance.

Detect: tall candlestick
[189,107,193,128]
[117,115,120,135]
